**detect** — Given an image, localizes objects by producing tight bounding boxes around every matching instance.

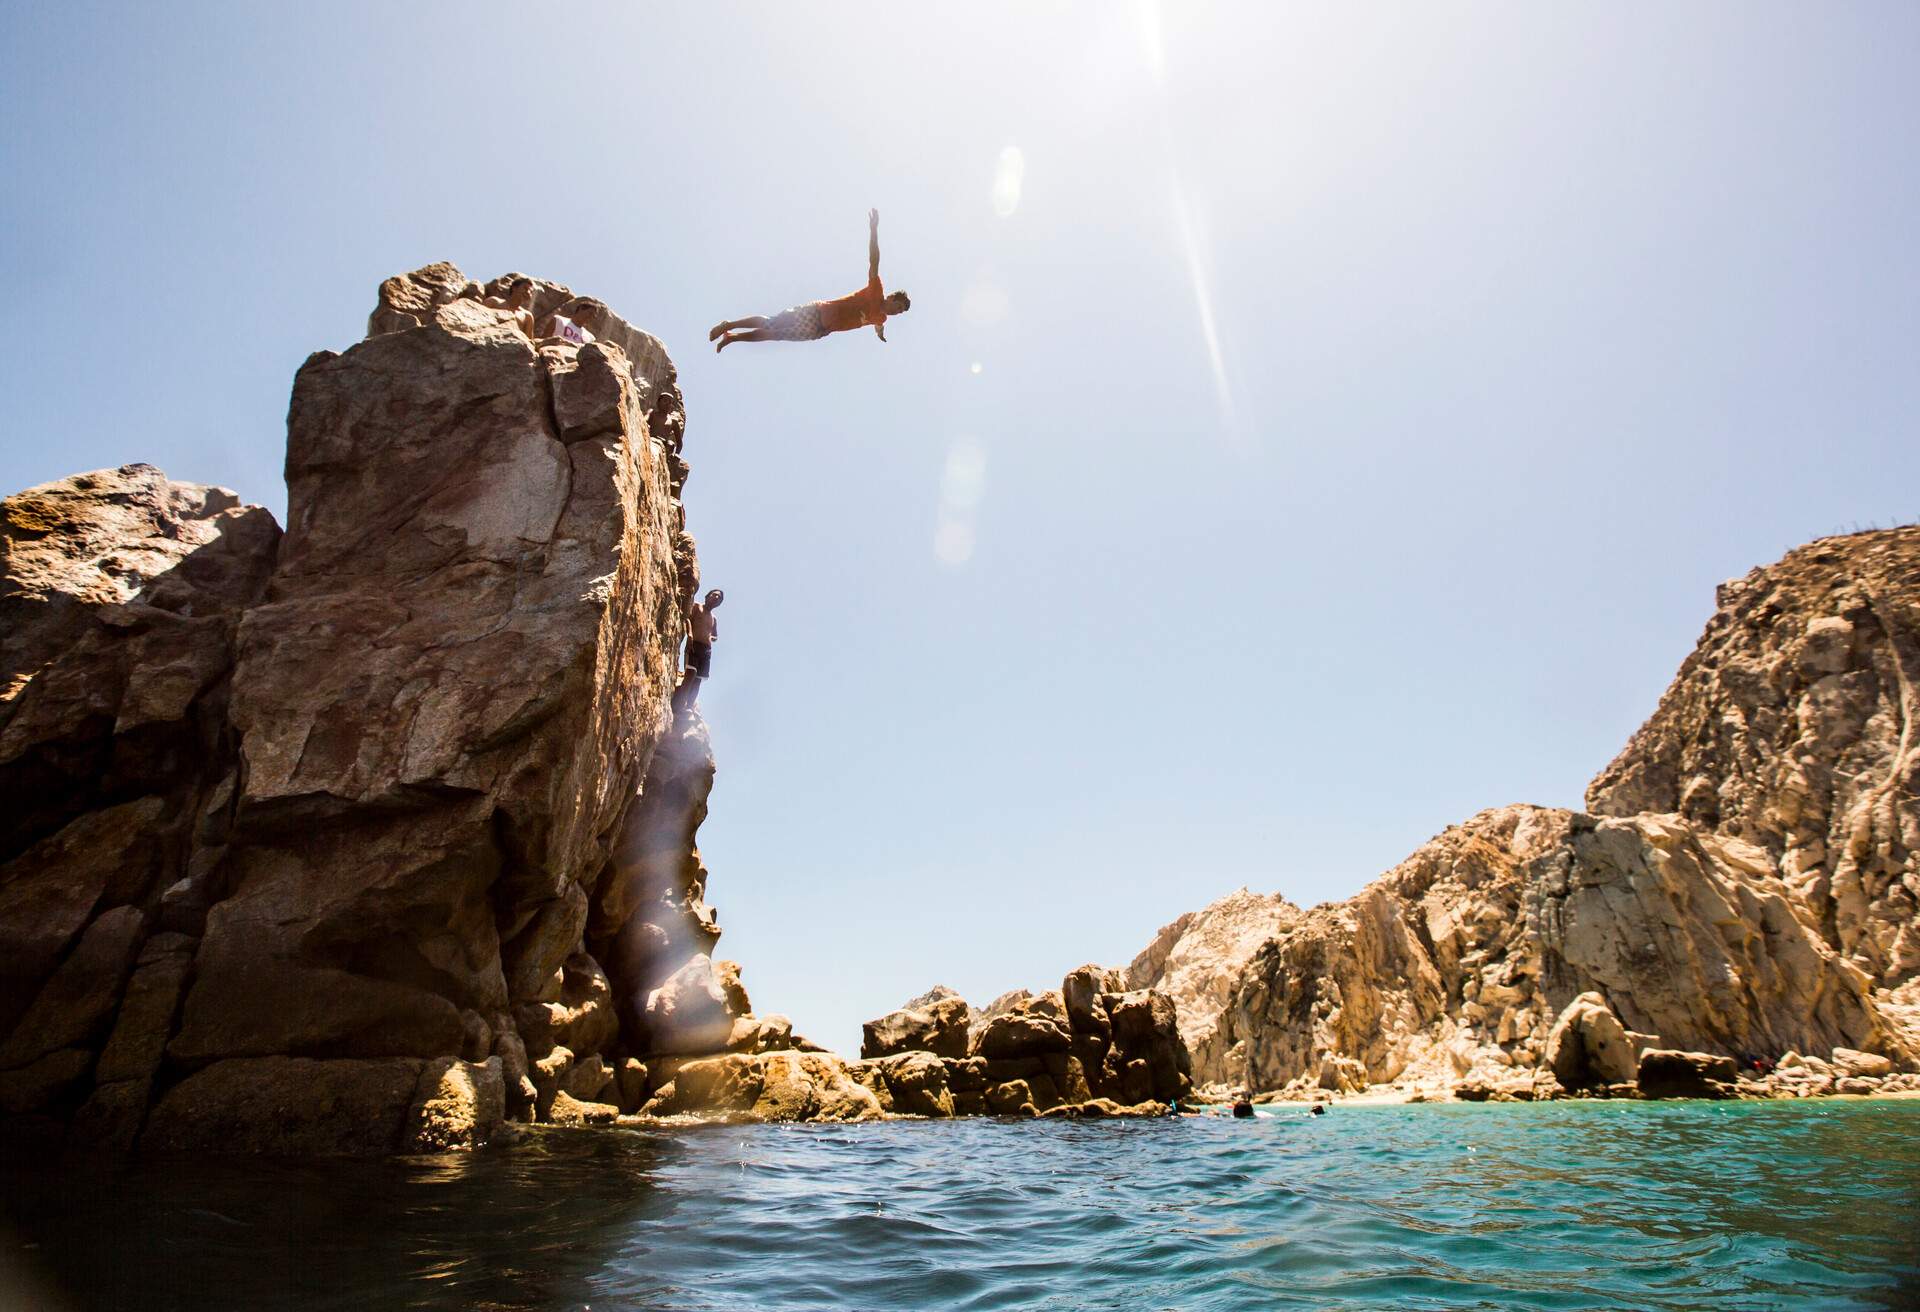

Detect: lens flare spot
[941,439,987,510]
[934,438,987,567]
[992,146,1025,218]
[934,517,975,567]
[970,361,983,375]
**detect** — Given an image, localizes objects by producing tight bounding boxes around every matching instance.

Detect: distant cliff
[0,266,791,1153]
[1132,529,1920,1096]
[1123,889,1298,1080]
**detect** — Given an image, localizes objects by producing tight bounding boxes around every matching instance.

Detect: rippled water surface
[5,1099,1918,1310]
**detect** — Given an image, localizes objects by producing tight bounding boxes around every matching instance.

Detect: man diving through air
[710,209,910,352]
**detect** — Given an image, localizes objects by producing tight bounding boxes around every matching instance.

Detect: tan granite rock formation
[1543,992,1637,1089]
[1587,529,1920,1000]
[1146,529,1919,1100]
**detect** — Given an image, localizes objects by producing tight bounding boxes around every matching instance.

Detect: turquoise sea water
[4,1099,1917,1310]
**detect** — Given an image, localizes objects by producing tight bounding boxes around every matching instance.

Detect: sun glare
[1136,0,1238,441]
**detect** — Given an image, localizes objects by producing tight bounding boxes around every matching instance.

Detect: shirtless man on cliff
[483,277,537,340]
[710,209,910,352]
[674,588,725,712]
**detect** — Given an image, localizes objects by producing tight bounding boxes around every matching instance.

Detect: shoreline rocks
[641,1051,881,1123]
[1543,992,1638,1090]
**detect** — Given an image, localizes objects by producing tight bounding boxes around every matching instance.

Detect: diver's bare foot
[715,335,731,353]
[709,321,729,341]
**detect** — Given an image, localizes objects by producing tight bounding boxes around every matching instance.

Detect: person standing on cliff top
[675,588,724,711]
[483,277,537,340]
[709,209,910,352]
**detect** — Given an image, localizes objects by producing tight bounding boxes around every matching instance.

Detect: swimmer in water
[1231,1091,1255,1118]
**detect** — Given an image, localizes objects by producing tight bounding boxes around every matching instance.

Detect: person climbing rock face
[675,588,724,712]
[710,209,910,352]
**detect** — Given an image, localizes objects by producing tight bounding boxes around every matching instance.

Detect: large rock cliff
[1585,532,1920,992]
[0,266,782,1153]
[1134,529,1920,1096]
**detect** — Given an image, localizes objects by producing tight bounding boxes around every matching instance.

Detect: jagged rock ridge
[1132,529,1920,1097]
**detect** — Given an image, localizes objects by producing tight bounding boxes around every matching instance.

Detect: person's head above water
[885,290,911,315]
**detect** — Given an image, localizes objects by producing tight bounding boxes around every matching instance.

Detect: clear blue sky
[5,4,1917,1053]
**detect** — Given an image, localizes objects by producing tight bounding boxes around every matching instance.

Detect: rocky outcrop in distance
[1131,529,1920,1103]
[0,265,815,1153]
[824,967,1192,1120]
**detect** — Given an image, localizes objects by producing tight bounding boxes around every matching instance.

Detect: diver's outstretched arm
[868,208,881,283]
